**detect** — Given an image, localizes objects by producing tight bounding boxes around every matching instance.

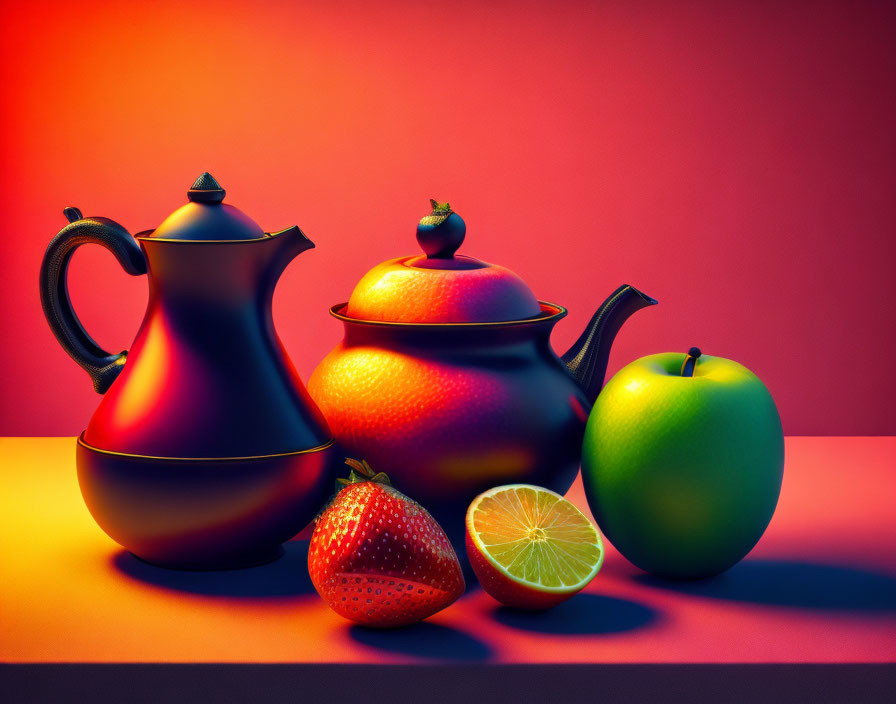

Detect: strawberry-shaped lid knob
[343,198,542,323]
[416,199,466,260]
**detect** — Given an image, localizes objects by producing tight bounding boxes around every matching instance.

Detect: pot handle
[39,207,147,394]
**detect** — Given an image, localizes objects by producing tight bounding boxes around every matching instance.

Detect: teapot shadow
[111,539,316,598]
[348,621,493,661]
[635,558,896,612]
[492,592,659,635]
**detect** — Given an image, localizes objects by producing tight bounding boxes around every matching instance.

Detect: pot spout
[561,284,657,404]
[264,225,315,284]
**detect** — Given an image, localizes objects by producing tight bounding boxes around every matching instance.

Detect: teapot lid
[145,172,266,241]
[345,200,541,323]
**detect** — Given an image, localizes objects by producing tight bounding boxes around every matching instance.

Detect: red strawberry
[308,459,465,628]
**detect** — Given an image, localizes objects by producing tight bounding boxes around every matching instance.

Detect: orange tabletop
[1,436,895,665]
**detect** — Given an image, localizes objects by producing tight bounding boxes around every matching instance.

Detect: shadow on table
[635,558,896,612]
[492,593,659,635]
[111,539,316,598]
[349,621,493,661]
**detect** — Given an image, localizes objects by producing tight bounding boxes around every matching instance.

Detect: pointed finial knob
[188,172,226,204]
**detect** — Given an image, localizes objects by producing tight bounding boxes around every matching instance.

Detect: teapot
[308,200,657,547]
[39,173,338,569]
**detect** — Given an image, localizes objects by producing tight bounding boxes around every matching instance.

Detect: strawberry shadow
[492,593,659,634]
[634,558,896,612]
[110,539,317,598]
[348,621,493,661]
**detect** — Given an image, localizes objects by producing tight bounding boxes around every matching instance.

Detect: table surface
[1,436,894,665]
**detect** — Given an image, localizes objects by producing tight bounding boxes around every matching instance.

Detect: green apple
[581,348,783,579]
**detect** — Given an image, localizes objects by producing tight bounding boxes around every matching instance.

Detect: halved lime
[466,484,604,609]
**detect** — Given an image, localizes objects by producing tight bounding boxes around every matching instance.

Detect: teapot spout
[561,285,657,404]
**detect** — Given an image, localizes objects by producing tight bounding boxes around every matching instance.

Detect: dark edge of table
[2,663,895,704]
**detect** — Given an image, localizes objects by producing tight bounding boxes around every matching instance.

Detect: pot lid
[145,172,266,241]
[345,200,541,323]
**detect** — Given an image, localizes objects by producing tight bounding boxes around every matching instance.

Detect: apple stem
[680,347,702,377]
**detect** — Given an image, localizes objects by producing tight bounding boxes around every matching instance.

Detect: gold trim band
[329,300,568,329]
[135,228,296,244]
[77,434,335,462]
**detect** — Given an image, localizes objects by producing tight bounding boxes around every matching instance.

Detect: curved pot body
[77,435,337,570]
[83,235,333,458]
[308,302,589,546]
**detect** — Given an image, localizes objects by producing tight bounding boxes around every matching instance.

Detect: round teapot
[308,200,657,547]
[40,173,339,569]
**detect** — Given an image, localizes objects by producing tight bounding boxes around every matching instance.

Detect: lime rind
[467,484,604,593]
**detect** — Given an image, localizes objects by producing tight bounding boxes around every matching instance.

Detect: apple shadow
[348,621,493,661]
[635,558,896,612]
[492,592,659,635]
[111,539,317,598]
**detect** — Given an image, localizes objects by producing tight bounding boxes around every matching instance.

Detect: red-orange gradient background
[1,0,893,436]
